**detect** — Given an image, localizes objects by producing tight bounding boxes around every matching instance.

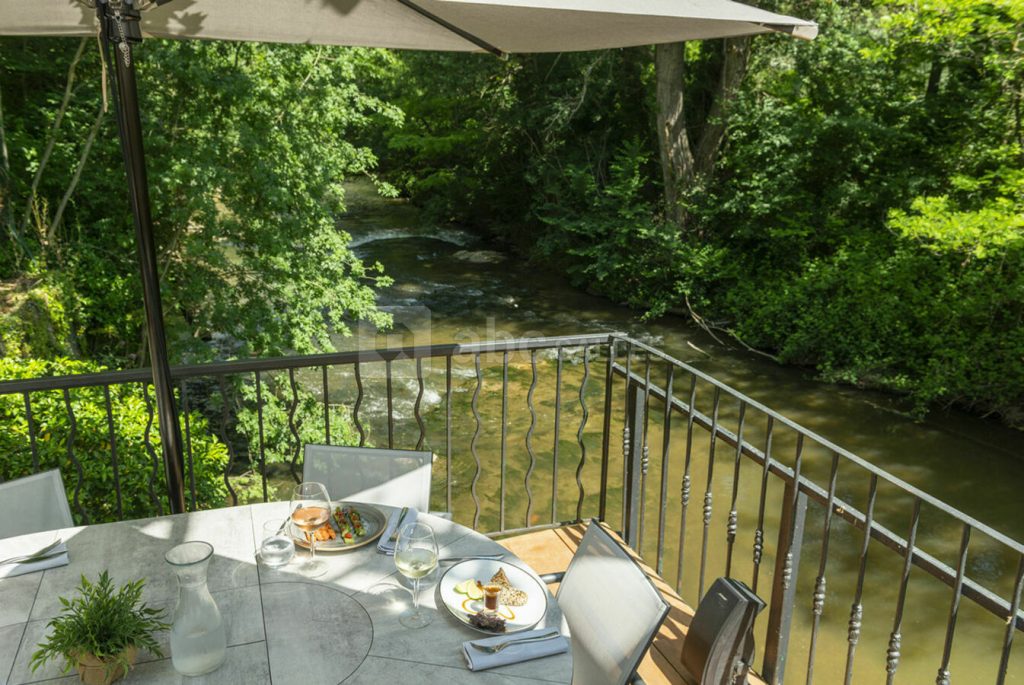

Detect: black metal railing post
[623,380,645,550]
[762,479,808,684]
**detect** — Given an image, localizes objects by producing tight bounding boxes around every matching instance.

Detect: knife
[388,506,410,543]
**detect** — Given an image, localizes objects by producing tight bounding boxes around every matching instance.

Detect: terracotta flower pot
[74,646,137,685]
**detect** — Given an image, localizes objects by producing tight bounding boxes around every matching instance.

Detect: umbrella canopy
[1,0,817,52]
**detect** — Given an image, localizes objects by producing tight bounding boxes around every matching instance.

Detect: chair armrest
[539,572,565,584]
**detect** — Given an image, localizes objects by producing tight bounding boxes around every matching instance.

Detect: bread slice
[490,568,528,607]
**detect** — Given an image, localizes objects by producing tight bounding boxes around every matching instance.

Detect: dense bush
[0,358,228,522]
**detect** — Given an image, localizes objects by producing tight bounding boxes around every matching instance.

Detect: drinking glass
[260,519,295,568]
[394,521,438,628]
[290,482,331,578]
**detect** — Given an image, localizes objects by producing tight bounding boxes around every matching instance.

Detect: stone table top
[0,502,573,685]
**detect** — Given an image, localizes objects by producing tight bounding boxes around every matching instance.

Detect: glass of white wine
[290,481,331,578]
[394,521,438,629]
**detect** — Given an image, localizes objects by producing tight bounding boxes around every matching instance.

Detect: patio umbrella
[0,0,816,512]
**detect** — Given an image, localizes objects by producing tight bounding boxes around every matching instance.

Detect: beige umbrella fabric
[0,0,816,51]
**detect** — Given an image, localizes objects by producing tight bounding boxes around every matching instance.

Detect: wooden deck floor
[498,523,766,685]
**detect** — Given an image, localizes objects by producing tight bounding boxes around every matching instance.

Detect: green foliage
[0,39,395,363]
[0,358,228,521]
[536,141,723,317]
[30,571,169,676]
[232,372,362,502]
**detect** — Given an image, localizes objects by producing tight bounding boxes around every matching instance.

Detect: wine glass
[290,481,331,578]
[394,521,438,628]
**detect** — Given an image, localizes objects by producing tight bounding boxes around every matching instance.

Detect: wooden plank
[501,522,768,685]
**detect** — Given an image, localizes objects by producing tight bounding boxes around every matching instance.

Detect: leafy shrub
[0,358,228,523]
[30,571,168,677]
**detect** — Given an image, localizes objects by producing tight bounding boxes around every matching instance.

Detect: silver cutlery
[2,550,66,566]
[470,630,562,654]
[439,553,504,563]
[388,506,410,542]
[0,538,63,566]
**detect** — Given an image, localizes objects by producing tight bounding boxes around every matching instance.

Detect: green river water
[315,181,1024,684]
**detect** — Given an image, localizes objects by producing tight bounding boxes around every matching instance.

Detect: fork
[470,630,562,654]
[0,538,63,566]
[439,553,504,563]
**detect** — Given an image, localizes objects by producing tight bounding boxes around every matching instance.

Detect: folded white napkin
[0,541,69,579]
[462,628,569,672]
[377,507,419,555]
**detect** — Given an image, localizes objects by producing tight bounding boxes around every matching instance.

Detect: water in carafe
[165,541,227,676]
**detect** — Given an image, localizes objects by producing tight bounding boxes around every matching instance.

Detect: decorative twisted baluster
[353,362,365,447]
[724,401,746,578]
[321,366,331,445]
[385,359,394,449]
[524,350,537,528]
[935,523,971,685]
[806,452,840,685]
[844,474,879,685]
[414,358,426,451]
[675,374,697,594]
[998,555,1024,685]
[780,434,804,593]
[178,382,196,510]
[254,371,269,503]
[23,392,39,472]
[574,346,590,522]
[656,365,675,575]
[218,375,239,506]
[886,632,902,682]
[445,355,453,514]
[886,498,921,685]
[470,354,483,530]
[637,355,652,550]
[104,385,124,518]
[63,388,87,523]
[141,383,162,516]
[752,415,774,594]
[619,342,633,533]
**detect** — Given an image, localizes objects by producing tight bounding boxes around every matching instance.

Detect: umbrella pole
[100,2,187,515]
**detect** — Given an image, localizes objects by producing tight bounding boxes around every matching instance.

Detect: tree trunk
[655,42,693,226]
[655,37,751,229]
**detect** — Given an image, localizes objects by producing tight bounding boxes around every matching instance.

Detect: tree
[0,39,399,364]
[655,37,751,227]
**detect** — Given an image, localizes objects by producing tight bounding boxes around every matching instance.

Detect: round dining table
[0,502,573,685]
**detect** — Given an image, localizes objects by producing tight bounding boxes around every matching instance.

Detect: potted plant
[30,571,169,685]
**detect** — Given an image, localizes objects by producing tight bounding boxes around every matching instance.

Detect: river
[329,179,1024,683]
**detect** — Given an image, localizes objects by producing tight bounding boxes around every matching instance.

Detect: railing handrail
[610,334,1024,557]
[0,333,621,395]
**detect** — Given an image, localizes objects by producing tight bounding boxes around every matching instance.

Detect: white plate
[439,559,548,634]
[289,501,386,552]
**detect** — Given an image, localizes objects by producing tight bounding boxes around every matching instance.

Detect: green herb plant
[30,571,169,678]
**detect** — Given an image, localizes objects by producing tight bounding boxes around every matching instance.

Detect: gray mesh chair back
[302,445,433,510]
[557,521,670,685]
[0,469,74,539]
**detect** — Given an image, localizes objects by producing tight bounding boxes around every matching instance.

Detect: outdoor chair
[302,444,446,515]
[542,519,670,685]
[0,469,74,539]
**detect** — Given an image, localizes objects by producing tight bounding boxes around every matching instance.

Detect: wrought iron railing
[0,333,1021,683]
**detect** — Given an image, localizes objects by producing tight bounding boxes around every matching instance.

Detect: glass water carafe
[164,541,227,676]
